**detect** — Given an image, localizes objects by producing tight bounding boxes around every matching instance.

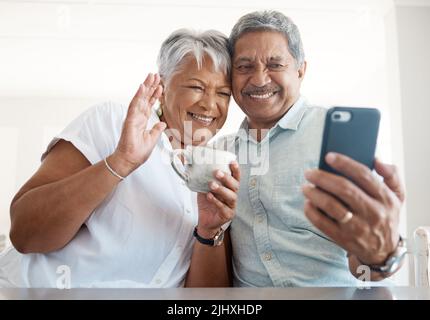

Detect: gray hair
[157,29,231,84]
[229,10,305,68]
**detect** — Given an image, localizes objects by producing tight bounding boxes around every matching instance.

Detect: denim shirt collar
[276,95,307,131]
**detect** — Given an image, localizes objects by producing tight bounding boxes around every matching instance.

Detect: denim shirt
[215,97,358,287]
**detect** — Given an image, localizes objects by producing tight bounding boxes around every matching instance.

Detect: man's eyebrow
[268,56,285,62]
[234,57,253,64]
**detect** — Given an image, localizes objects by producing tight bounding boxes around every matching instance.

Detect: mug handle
[171,149,189,182]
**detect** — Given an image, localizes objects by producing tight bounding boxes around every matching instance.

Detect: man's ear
[298,61,307,80]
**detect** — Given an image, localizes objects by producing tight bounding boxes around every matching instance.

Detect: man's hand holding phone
[302,107,406,280]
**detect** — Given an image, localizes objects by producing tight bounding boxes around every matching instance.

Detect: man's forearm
[348,254,402,282]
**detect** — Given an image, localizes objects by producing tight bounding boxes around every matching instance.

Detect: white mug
[171,146,237,193]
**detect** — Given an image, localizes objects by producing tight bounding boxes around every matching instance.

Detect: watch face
[213,229,225,246]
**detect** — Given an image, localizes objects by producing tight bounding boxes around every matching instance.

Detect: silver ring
[339,211,353,224]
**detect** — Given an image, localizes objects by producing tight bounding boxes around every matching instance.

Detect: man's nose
[249,68,271,87]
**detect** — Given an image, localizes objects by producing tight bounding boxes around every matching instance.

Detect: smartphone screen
[318,107,380,176]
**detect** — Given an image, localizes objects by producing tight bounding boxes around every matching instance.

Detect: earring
[156,105,163,117]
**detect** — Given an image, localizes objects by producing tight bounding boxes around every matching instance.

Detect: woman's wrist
[195,225,221,239]
[106,152,138,178]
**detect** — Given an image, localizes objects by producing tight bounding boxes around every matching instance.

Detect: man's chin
[245,109,285,128]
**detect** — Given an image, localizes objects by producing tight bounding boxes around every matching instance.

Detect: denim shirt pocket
[270,172,314,230]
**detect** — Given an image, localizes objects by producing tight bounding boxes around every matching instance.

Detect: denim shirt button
[263,252,272,261]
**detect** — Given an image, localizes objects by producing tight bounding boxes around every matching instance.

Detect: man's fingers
[303,184,371,242]
[374,158,405,202]
[325,153,383,200]
[302,184,351,223]
[304,201,363,254]
[304,168,375,219]
[304,200,342,243]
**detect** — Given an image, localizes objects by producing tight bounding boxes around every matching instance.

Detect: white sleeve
[41,101,126,165]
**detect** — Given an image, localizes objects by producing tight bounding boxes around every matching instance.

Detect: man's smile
[247,91,277,100]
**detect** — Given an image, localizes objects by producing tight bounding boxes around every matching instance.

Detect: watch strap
[193,227,225,246]
[193,227,215,246]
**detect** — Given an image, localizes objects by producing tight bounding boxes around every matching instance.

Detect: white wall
[382,0,430,285]
[395,4,430,239]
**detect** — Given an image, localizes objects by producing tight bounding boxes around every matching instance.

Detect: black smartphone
[318,107,380,176]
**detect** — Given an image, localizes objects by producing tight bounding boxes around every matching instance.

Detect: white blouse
[20,101,198,288]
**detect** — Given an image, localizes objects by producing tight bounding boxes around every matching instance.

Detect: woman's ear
[159,79,166,105]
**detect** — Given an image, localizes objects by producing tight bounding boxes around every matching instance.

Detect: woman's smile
[187,111,216,127]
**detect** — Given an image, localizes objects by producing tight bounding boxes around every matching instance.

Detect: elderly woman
[1,29,239,288]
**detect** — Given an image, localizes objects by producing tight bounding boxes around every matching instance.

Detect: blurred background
[0,0,429,285]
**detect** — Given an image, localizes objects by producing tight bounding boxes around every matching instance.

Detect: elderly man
[188,10,406,287]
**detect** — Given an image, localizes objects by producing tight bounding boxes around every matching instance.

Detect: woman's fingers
[139,73,161,115]
[208,161,240,209]
[127,83,144,117]
[142,73,156,90]
[208,180,237,209]
[149,84,163,106]
[212,165,240,193]
[127,73,162,116]
[144,122,167,149]
[206,192,234,221]
[144,73,162,111]
[230,161,241,184]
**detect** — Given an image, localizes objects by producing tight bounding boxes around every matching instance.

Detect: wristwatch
[193,227,225,247]
[365,236,408,274]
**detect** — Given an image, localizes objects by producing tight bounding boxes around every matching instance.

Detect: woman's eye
[218,92,231,97]
[188,86,204,91]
